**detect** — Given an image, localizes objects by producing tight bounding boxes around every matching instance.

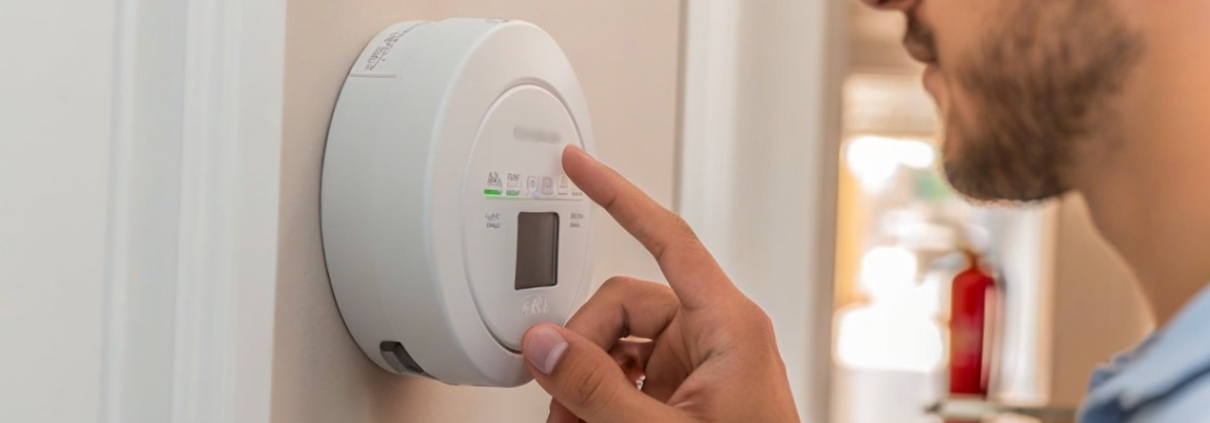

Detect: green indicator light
[506,189,522,197]
[484,189,503,196]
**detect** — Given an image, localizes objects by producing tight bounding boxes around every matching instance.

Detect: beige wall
[1047,194,1153,406]
[272,1,682,422]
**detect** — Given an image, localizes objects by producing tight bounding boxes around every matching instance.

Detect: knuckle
[600,276,638,292]
[734,302,776,339]
[665,209,693,234]
[752,310,776,337]
[712,303,779,354]
[645,210,697,256]
[665,214,700,246]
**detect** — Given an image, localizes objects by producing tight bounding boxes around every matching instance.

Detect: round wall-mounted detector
[321,18,595,387]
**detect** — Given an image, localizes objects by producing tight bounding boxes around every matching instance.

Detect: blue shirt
[1079,284,1210,423]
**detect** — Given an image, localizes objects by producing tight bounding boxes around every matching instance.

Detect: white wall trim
[1034,204,1059,403]
[101,0,188,421]
[677,0,741,266]
[678,1,848,422]
[100,0,285,421]
[991,204,1060,404]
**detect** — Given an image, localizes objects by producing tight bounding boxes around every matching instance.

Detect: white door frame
[678,1,849,421]
[101,0,284,421]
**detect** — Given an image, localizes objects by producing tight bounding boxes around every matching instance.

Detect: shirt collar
[1082,283,1210,411]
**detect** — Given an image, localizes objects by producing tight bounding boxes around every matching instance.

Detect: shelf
[926,397,1077,422]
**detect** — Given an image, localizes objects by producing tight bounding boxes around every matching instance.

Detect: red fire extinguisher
[947,248,999,422]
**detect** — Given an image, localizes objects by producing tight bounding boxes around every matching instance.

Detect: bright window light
[836,246,945,373]
[844,136,937,192]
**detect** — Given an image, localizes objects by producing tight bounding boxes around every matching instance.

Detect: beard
[937,0,1145,203]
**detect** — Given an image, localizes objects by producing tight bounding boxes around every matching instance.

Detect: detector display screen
[514,212,559,290]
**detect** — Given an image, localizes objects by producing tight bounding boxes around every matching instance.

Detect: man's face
[864,0,1145,202]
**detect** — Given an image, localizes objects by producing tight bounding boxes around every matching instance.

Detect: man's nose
[859,0,919,12]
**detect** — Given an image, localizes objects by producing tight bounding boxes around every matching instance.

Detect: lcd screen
[514,212,559,290]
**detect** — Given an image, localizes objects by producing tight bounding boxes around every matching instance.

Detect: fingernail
[565,144,592,159]
[525,326,568,375]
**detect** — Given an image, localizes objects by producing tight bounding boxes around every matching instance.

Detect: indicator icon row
[485,171,581,198]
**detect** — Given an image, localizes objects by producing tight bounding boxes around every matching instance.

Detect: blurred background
[1,0,1159,422]
[829,2,1152,422]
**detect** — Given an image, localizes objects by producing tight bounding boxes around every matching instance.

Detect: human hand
[521,146,800,423]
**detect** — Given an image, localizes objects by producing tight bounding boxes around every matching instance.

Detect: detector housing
[321,18,595,387]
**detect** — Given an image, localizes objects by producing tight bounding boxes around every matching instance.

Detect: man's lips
[904,39,938,65]
[903,13,939,65]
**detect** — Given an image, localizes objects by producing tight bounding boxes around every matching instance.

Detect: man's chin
[923,64,947,106]
[942,159,1069,205]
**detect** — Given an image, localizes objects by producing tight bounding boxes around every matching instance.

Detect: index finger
[561,145,736,309]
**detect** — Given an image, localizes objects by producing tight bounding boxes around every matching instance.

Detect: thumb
[522,324,684,423]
